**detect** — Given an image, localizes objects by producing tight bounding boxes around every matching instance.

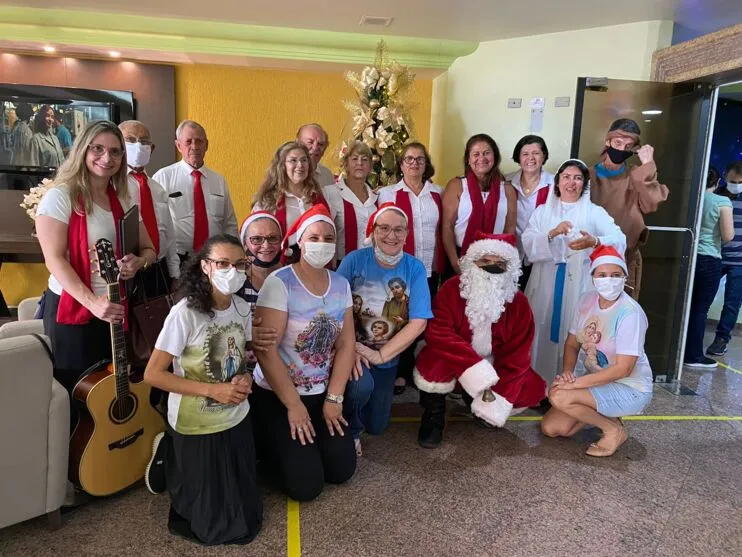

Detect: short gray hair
[119,120,150,133]
[176,119,207,140]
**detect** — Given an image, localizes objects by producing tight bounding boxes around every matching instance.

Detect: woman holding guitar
[144,234,262,545]
[36,120,156,402]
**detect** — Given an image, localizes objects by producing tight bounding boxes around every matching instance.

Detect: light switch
[555,96,570,107]
[507,98,522,109]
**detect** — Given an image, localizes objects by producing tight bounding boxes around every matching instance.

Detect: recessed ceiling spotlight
[644,119,651,122]
[43,46,56,53]
[109,51,121,58]
[359,15,394,26]
[642,109,662,115]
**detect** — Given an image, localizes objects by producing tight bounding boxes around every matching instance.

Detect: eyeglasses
[375,224,408,237]
[287,157,309,165]
[248,235,281,246]
[402,156,426,166]
[88,144,125,159]
[205,258,250,272]
[124,138,153,146]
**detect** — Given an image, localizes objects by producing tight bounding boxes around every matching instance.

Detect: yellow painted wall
[432,20,674,182]
[0,64,432,306]
[175,64,432,221]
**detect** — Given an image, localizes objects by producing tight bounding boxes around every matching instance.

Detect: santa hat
[461,231,520,268]
[363,202,408,245]
[240,211,282,245]
[589,245,628,275]
[282,204,335,255]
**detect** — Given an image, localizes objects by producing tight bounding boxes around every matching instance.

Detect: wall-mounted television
[0,83,135,190]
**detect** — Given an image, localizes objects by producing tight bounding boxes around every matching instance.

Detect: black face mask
[481,264,507,275]
[606,146,634,165]
[247,250,281,269]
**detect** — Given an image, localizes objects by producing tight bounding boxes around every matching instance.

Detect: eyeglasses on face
[88,144,125,159]
[402,156,426,166]
[286,157,309,165]
[205,258,250,272]
[124,137,153,146]
[248,235,281,246]
[375,224,409,237]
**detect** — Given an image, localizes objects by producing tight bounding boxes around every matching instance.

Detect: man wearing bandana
[413,232,546,448]
[589,119,669,300]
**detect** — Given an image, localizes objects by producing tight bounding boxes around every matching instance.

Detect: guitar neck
[107,283,129,398]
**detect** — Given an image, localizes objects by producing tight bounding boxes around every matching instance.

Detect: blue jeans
[715,263,742,342]
[685,255,722,362]
[344,364,398,440]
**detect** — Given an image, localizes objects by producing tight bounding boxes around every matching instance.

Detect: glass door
[571,77,715,382]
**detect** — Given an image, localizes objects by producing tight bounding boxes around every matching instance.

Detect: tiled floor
[1,331,741,557]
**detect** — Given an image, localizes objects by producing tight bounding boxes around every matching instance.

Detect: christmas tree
[340,41,416,188]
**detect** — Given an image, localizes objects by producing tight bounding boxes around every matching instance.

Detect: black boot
[418,391,446,448]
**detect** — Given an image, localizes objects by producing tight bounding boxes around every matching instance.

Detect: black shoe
[145,432,167,494]
[529,397,552,415]
[706,338,728,356]
[683,357,718,369]
[418,391,446,448]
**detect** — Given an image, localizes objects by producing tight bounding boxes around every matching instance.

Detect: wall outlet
[554,96,571,107]
[507,98,522,108]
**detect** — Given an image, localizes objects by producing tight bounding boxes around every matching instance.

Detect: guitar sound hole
[109,394,138,424]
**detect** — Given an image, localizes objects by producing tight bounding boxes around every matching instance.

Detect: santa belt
[550,262,567,343]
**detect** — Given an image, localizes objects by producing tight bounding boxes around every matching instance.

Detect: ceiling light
[644,119,651,122]
[359,15,393,26]
[642,110,662,115]
[109,51,121,58]
[43,46,55,53]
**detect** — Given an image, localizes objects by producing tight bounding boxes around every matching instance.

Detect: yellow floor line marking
[715,360,742,376]
[287,498,301,557]
[389,415,742,424]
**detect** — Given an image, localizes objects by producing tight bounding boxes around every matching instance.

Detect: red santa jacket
[414,276,546,411]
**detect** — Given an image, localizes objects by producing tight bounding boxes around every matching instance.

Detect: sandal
[354,438,362,457]
[586,424,628,457]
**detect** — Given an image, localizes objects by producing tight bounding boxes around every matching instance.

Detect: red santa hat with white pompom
[281,204,336,259]
[363,202,408,245]
[589,244,628,275]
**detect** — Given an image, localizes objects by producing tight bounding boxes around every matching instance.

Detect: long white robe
[522,194,626,384]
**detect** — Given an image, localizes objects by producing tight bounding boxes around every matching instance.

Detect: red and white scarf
[394,185,444,274]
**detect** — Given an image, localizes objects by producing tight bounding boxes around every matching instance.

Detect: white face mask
[211,267,246,295]
[374,245,403,266]
[126,141,152,168]
[727,181,742,196]
[593,277,625,301]
[302,242,336,269]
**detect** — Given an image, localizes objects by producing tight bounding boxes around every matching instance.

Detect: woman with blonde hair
[322,140,378,263]
[253,141,328,235]
[35,119,156,398]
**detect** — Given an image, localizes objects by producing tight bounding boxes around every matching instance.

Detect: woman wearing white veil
[523,159,626,385]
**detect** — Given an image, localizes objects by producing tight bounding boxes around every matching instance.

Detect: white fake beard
[459,261,520,358]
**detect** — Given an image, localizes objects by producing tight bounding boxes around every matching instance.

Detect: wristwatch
[325,393,344,404]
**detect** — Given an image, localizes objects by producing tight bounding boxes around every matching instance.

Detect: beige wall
[432,20,674,182]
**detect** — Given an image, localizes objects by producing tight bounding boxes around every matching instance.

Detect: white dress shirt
[315,163,335,187]
[127,169,181,279]
[454,177,509,247]
[323,180,378,260]
[378,179,444,277]
[507,169,554,264]
[152,159,239,255]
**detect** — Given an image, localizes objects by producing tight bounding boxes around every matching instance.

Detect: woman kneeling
[540,245,653,457]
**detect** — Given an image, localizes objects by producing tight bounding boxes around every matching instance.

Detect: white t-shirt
[569,291,653,393]
[155,297,252,435]
[254,266,352,396]
[36,185,136,297]
[453,176,508,247]
[322,180,378,260]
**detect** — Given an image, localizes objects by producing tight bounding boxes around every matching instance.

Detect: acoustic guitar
[69,238,165,496]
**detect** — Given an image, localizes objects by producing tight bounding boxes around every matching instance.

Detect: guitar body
[70,365,165,496]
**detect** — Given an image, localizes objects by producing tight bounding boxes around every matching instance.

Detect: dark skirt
[165,414,262,546]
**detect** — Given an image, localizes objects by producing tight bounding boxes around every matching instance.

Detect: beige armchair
[0,325,69,530]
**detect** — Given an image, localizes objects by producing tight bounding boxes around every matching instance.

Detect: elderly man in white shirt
[119,121,180,291]
[153,120,238,259]
[297,123,335,186]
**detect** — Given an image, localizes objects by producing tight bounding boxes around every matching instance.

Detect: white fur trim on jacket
[471,392,513,427]
[413,367,457,394]
[458,359,499,398]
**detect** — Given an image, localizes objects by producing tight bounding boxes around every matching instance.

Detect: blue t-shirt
[337,248,433,368]
[56,125,73,150]
[698,190,732,258]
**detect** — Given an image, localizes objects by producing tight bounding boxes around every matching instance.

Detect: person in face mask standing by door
[120,120,181,295]
[589,119,669,300]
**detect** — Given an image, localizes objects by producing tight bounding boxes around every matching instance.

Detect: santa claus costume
[414,232,547,448]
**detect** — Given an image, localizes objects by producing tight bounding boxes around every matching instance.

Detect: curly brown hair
[253,141,324,211]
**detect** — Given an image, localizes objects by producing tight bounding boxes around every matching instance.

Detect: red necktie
[131,171,160,255]
[192,169,208,251]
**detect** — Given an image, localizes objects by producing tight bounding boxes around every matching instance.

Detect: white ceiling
[0,0,707,41]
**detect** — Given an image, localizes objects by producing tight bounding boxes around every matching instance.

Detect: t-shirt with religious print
[337,247,433,369]
[254,266,352,395]
[569,291,653,393]
[155,297,253,435]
